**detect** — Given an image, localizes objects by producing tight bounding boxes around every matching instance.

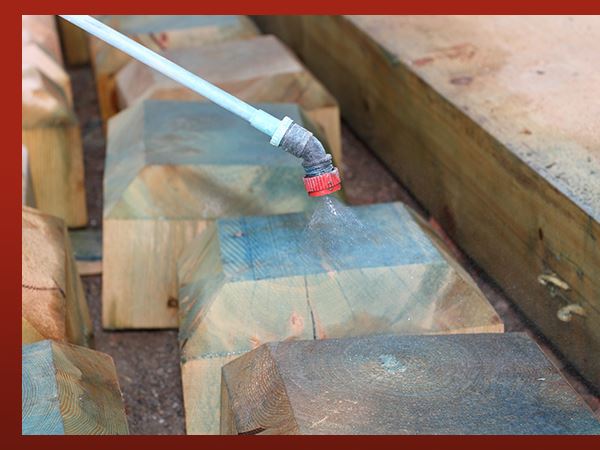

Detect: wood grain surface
[178,202,503,433]
[22,340,129,435]
[221,333,600,434]
[103,101,315,329]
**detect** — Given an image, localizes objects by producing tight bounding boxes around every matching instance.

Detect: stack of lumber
[22,340,129,435]
[115,34,341,164]
[103,100,318,330]
[254,15,600,390]
[22,15,87,227]
[22,207,92,346]
[177,202,503,434]
[221,333,600,435]
[90,15,259,127]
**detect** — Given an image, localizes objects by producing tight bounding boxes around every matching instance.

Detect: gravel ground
[69,62,598,434]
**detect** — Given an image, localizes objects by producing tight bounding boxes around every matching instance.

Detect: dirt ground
[69,63,599,434]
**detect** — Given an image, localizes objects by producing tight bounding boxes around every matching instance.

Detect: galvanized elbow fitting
[274,119,342,197]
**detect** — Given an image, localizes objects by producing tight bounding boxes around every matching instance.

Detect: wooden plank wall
[253,15,600,389]
[103,101,316,329]
[22,340,129,434]
[178,202,503,433]
[221,333,600,434]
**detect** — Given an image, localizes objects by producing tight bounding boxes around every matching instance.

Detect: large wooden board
[115,35,341,164]
[221,333,600,435]
[254,15,600,389]
[22,67,87,227]
[90,15,259,126]
[178,202,503,434]
[103,100,315,329]
[22,207,93,347]
[22,340,129,434]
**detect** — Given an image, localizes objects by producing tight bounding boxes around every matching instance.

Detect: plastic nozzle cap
[303,167,342,197]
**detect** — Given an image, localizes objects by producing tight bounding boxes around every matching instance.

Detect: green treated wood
[103,101,315,329]
[22,340,129,435]
[253,15,600,389]
[90,15,259,126]
[115,34,341,164]
[178,201,503,434]
[69,228,102,275]
[221,333,600,435]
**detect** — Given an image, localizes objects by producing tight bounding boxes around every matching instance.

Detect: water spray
[60,15,342,197]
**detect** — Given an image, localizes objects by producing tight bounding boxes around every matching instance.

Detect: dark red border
[8,1,600,447]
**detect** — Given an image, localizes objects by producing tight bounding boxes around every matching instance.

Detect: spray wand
[60,15,342,197]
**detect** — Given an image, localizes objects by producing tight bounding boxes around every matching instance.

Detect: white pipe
[59,15,291,144]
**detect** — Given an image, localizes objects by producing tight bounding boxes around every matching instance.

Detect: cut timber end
[22,43,73,106]
[115,34,341,166]
[22,68,87,227]
[90,15,259,127]
[22,15,63,65]
[178,202,503,434]
[102,101,314,330]
[254,15,600,389]
[57,16,90,66]
[22,340,129,435]
[221,333,600,435]
[22,207,93,347]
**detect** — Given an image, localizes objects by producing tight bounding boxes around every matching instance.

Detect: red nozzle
[303,167,342,197]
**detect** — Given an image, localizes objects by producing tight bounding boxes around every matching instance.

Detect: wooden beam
[57,16,90,66]
[115,35,341,165]
[22,340,129,435]
[90,15,259,128]
[221,333,600,434]
[103,100,316,329]
[22,146,35,207]
[22,15,63,65]
[254,15,600,389]
[22,207,93,347]
[22,43,73,106]
[178,202,503,434]
[22,67,88,227]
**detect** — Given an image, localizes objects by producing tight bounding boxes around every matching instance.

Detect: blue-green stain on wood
[22,341,64,435]
[142,101,302,166]
[69,229,102,262]
[97,15,243,35]
[217,202,443,281]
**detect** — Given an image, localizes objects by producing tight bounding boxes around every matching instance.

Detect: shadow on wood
[57,16,90,66]
[22,207,93,346]
[103,100,315,329]
[22,146,35,207]
[90,15,259,127]
[221,333,600,434]
[115,34,341,165]
[254,15,600,389]
[22,340,129,435]
[178,202,503,434]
